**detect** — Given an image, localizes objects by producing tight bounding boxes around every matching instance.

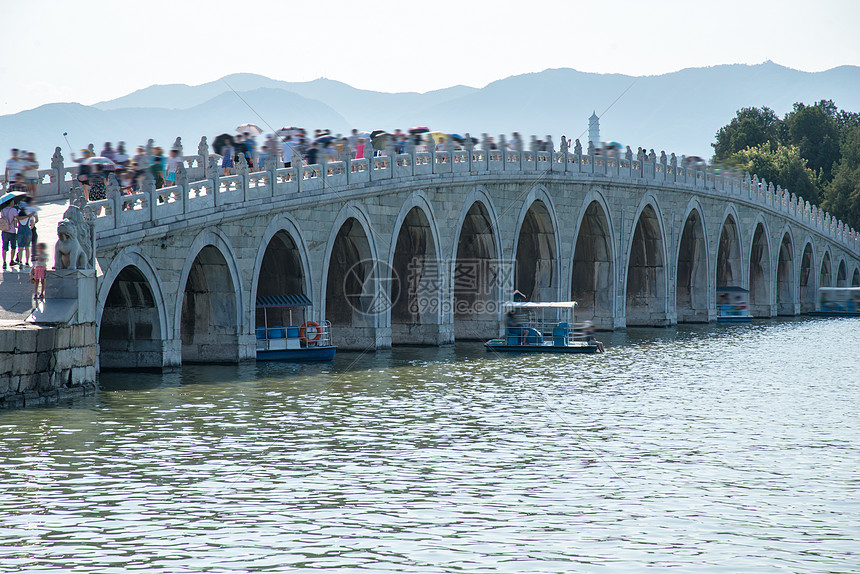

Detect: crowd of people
[0,189,46,298]
[69,142,186,202]
[216,127,574,175]
[3,128,700,207]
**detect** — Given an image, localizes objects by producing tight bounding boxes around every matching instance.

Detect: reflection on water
[1,317,859,572]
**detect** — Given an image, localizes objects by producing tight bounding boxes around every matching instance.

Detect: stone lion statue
[54,205,93,270]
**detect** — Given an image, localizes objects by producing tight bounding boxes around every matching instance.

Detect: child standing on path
[30,242,47,300]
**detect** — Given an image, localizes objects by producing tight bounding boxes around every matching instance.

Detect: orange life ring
[300,321,321,344]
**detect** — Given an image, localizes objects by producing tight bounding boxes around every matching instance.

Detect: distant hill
[94,73,478,131]
[0,88,348,163]
[2,63,859,165]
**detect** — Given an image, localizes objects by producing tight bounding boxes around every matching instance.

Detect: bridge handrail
[69,138,858,256]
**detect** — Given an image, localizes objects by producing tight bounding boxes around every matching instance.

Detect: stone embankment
[0,321,96,408]
[1,200,98,409]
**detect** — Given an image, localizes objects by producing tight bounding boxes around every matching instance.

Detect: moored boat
[808,287,860,317]
[255,294,336,361]
[716,286,752,323]
[484,301,604,354]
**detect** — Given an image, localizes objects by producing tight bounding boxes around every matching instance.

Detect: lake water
[2,317,859,573]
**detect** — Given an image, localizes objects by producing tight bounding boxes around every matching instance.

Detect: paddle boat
[716,286,752,323]
[255,294,336,361]
[809,287,860,317]
[484,301,604,354]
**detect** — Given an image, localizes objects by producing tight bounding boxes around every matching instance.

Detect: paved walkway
[0,198,69,322]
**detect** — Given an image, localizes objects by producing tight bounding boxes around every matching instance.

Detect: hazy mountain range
[2,62,859,166]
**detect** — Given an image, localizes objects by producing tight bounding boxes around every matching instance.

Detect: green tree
[783,100,840,183]
[822,126,860,230]
[731,142,821,204]
[712,106,782,160]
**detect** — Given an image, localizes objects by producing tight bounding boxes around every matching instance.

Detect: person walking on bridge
[1,196,26,271]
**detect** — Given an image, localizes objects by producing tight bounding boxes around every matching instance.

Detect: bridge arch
[799,237,816,313]
[511,187,561,303]
[836,257,847,287]
[570,189,616,329]
[624,196,669,326]
[675,200,709,323]
[820,248,833,289]
[748,216,773,317]
[175,227,244,363]
[776,228,796,315]
[716,207,744,290]
[388,192,444,344]
[97,247,171,370]
[321,202,381,349]
[251,214,313,336]
[853,266,860,287]
[451,188,503,340]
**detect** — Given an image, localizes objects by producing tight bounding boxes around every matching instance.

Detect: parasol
[82,157,117,170]
[236,123,263,136]
[0,190,26,205]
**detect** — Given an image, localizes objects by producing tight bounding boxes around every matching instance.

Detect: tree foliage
[821,126,860,229]
[731,143,821,204]
[713,107,781,160]
[783,100,840,183]
[712,100,860,229]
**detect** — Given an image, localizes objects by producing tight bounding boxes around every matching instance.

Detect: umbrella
[408,126,429,134]
[371,133,390,151]
[313,135,336,145]
[449,134,465,142]
[277,126,301,137]
[82,156,117,170]
[428,131,447,143]
[0,190,26,205]
[236,123,263,136]
[370,130,388,139]
[213,133,235,155]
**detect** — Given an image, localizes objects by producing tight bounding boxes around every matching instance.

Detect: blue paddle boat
[255,294,336,361]
[485,301,604,354]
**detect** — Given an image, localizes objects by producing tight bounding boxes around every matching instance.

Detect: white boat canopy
[503,301,578,309]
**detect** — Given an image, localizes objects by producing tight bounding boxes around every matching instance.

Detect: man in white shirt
[5,148,24,190]
[281,137,296,168]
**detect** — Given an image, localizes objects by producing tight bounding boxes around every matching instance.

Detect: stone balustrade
[6,148,209,202]
[26,136,860,255]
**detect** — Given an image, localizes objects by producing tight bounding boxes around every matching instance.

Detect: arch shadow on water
[96,314,837,397]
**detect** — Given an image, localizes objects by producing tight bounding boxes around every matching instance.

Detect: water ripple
[1,318,859,572]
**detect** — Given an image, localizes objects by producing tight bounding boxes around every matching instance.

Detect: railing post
[107,173,120,230]
[175,163,188,215]
[210,159,222,207]
[145,177,157,224]
[293,153,304,194]
[198,136,210,179]
[465,132,473,173]
[50,147,64,198]
[427,135,437,174]
[237,154,249,202]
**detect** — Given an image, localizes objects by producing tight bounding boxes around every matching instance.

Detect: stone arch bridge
[86,143,860,368]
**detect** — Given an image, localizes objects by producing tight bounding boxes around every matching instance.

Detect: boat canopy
[716,286,749,294]
[503,301,578,309]
[255,294,313,308]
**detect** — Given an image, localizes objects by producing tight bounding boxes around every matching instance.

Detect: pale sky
[1,0,858,116]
